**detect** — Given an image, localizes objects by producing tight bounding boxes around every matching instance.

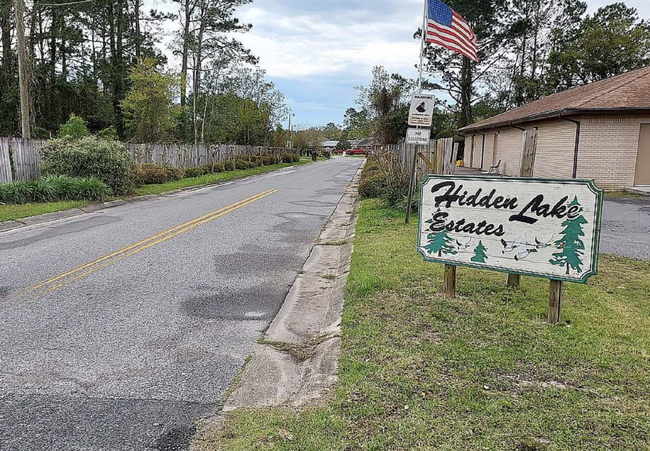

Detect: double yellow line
[13,189,277,301]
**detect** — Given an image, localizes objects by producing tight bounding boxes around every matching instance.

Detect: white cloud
[154,0,650,126]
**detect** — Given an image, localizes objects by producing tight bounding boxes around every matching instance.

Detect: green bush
[249,155,261,167]
[98,126,119,141]
[269,155,279,165]
[223,160,235,171]
[165,166,183,181]
[134,164,168,185]
[40,136,135,195]
[234,159,248,170]
[358,172,390,199]
[58,114,91,140]
[261,156,271,166]
[0,175,110,204]
[282,153,293,164]
[292,153,300,162]
[202,162,224,173]
[184,167,205,178]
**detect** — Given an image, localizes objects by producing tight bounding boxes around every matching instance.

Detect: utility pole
[15,0,30,138]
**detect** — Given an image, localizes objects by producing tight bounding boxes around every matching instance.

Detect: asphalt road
[0,157,364,451]
[600,196,650,261]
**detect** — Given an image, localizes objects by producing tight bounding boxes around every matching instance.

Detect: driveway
[600,196,650,261]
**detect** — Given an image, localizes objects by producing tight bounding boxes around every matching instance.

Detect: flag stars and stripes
[426,0,479,61]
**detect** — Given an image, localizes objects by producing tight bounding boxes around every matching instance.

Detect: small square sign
[408,94,434,126]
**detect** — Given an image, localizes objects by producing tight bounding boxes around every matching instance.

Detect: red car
[346,148,367,155]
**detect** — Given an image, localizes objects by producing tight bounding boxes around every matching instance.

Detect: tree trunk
[180,0,191,107]
[15,0,30,138]
[458,56,473,129]
[1,3,12,86]
[134,0,141,58]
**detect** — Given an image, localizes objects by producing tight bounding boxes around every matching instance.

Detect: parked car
[346,148,367,155]
[332,148,344,155]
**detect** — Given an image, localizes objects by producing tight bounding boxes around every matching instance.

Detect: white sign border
[417,175,604,284]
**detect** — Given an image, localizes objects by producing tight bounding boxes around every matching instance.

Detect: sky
[159,0,650,130]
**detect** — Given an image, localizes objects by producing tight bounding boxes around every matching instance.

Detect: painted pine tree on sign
[424,231,457,257]
[550,197,588,275]
[471,240,488,263]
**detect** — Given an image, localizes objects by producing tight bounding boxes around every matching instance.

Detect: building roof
[459,66,650,133]
[320,140,339,148]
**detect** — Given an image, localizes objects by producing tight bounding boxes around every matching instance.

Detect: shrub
[357,151,411,210]
[269,155,279,165]
[98,126,119,141]
[261,156,271,166]
[249,155,261,167]
[184,167,205,178]
[282,153,293,164]
[292,153,300,162]
[58,114,91,140]
[0,175,110,204]
[234,159,248,170]
[223,160,235,171]
[134,164,168,185]
[202,162,224,173]
[40,136,135,195]
[165,166,183,181]
[358,172,390,199]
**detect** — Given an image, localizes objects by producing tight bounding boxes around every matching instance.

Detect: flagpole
[418,0,428,94]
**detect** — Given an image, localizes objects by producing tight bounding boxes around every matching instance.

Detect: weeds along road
[0,157,363,451]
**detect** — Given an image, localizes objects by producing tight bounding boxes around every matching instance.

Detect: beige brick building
[458,67,650,190]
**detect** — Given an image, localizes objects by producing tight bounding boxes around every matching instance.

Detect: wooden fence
[386,137,457,182]
[0,138,46,184]
[0,137,292,184]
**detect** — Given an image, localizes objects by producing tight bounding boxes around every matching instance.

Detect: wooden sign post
[417,175,603,324]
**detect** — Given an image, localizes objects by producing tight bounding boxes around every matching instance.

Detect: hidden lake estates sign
[418,176,604,283]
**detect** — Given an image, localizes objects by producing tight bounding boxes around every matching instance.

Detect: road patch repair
[191,166,362,442]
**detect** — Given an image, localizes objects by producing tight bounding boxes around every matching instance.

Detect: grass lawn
[0,200,90,223]
[133,160,311,196]
[0,160,313,222]
[196,199,650,450]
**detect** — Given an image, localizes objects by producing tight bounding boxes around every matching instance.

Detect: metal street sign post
[405,95,435,224]
[418,175,603,323]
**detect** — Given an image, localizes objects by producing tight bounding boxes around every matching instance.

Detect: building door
[636,124,650,185]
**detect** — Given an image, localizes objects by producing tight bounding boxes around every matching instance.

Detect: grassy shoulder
[0,200,90,223]
[197,199,650,450]
[133,160,311,196]
[0,159,314,223]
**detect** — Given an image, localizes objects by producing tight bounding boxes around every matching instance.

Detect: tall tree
[120,58,178,143]
[354,66,415,145]
[549,3,650,87]
[421,0,507,128]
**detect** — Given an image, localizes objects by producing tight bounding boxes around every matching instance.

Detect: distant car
[346,148,367,155]
[332,148,344,154]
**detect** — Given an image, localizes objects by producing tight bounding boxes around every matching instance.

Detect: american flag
[426,0,479,61]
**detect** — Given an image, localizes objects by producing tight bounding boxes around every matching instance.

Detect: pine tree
[471,240,488,263]
[423,231,457,257]
[550,196,588,274]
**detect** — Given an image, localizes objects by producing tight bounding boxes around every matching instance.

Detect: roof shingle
[459,66,650,133]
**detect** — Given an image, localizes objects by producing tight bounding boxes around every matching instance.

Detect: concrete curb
[220,163,363,411]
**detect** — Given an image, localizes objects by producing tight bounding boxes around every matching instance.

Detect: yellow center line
[12,189,277,301]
